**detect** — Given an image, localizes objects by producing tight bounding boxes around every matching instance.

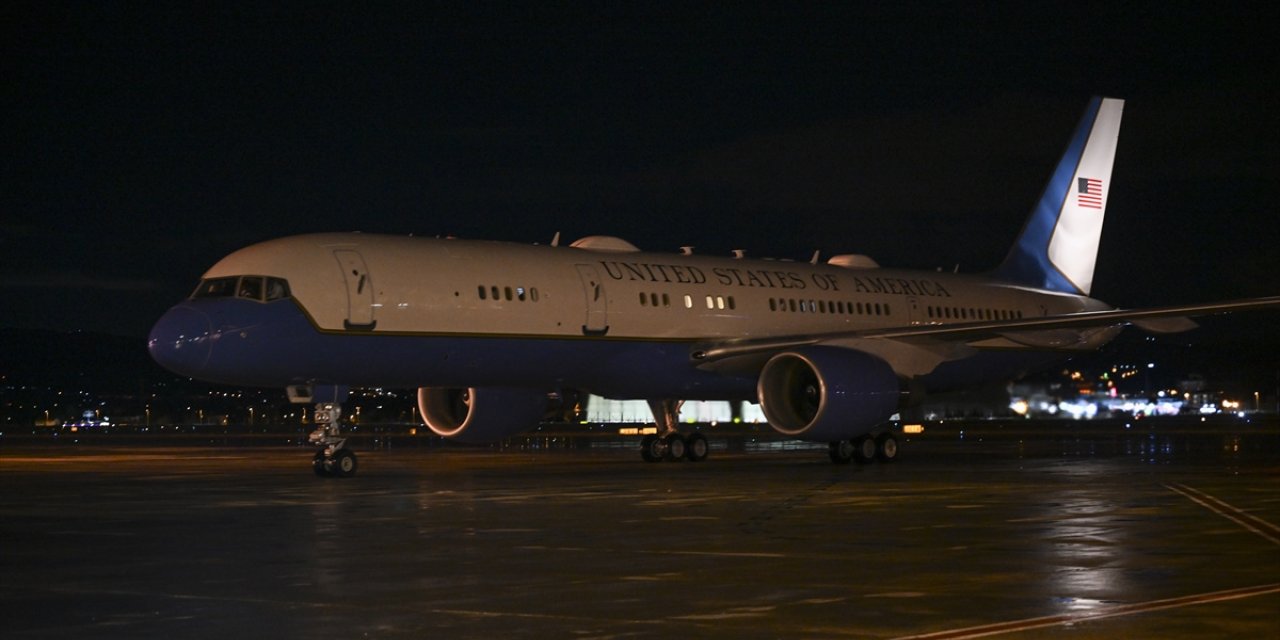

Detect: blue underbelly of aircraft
[149,299,759,399]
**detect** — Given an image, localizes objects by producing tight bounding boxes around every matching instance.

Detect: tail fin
[993,97,1124,295]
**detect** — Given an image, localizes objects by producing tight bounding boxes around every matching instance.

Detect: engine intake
[417,387,547,444]
[757,347,901,442]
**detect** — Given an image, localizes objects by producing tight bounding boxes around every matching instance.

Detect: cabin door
[574,264,609,336]
[334,250,376,330]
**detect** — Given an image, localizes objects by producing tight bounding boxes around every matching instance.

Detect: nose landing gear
[309,403,358,477]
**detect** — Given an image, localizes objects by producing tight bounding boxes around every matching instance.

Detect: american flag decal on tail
[1077,177,1102,209]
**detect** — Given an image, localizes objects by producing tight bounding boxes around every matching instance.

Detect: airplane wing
[690,295,1280,363]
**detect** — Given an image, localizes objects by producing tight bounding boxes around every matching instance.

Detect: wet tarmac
[2,422,1279,639]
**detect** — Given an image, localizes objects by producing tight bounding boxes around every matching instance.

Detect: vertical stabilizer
[993,97,1124,295]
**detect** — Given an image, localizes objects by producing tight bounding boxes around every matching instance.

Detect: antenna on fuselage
[680,246,694,256]
[732,249,746,259]
[809,250,821,265]
[550,231,561,247]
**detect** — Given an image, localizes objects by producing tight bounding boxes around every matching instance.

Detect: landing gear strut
[640,399,709,463]
[310,403,358,478]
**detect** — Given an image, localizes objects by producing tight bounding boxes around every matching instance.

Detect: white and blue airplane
[149,97,1278,476]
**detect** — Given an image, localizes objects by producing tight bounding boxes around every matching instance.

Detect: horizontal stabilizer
[1131,316,1198,334]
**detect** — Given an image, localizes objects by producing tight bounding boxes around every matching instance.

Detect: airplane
[148,96,1279,476]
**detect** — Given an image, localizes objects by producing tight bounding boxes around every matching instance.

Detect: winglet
[993,97,1124,296]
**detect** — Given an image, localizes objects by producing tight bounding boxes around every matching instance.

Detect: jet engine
[757,346,901,442]
[417,387,547,444]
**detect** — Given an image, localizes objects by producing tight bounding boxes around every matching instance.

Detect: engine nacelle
[757,347,901,442]
[417,387,547,444]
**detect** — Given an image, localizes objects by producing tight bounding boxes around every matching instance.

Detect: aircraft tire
[686,433,709,462]
[853,435,877,464]
[332,449,358,478]
[664,434,687,462]
[640,434,664,463]
[829,440,855,464]
[876,433,899,462]
[313,451,331,477]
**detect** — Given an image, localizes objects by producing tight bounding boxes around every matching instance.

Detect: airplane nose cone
[148,304,213,376]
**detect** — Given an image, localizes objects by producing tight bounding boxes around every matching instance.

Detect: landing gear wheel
[685,433,709,462]
[829,440,855,464]
[641,434,665,463]
[853,435,878,464]
[876,433,899,462]
[663,433,687,461]
[329,449,358,477]
[313,451,331,477]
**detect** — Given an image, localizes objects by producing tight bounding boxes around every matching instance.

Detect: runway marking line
[2,455,250,463]
[28,586,659,626]
[1164,482,1280,546]
[638,549,788,559]
[890,582,1280,640]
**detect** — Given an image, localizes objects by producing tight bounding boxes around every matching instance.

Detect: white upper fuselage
[203,232,1109,346]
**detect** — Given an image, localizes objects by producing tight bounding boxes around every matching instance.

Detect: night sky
[3,4,1277,340]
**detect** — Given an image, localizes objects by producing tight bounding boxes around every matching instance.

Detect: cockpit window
[192,276,291,302]
[193,277,238,298]
[238,276,264,300]
[265,277,290,301]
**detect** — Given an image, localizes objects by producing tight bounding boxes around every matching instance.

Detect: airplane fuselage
[151,232,1114,399]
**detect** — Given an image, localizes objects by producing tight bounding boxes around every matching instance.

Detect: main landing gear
[828,431,898,465]
[640,399,709,463]
[310,403,358,478]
